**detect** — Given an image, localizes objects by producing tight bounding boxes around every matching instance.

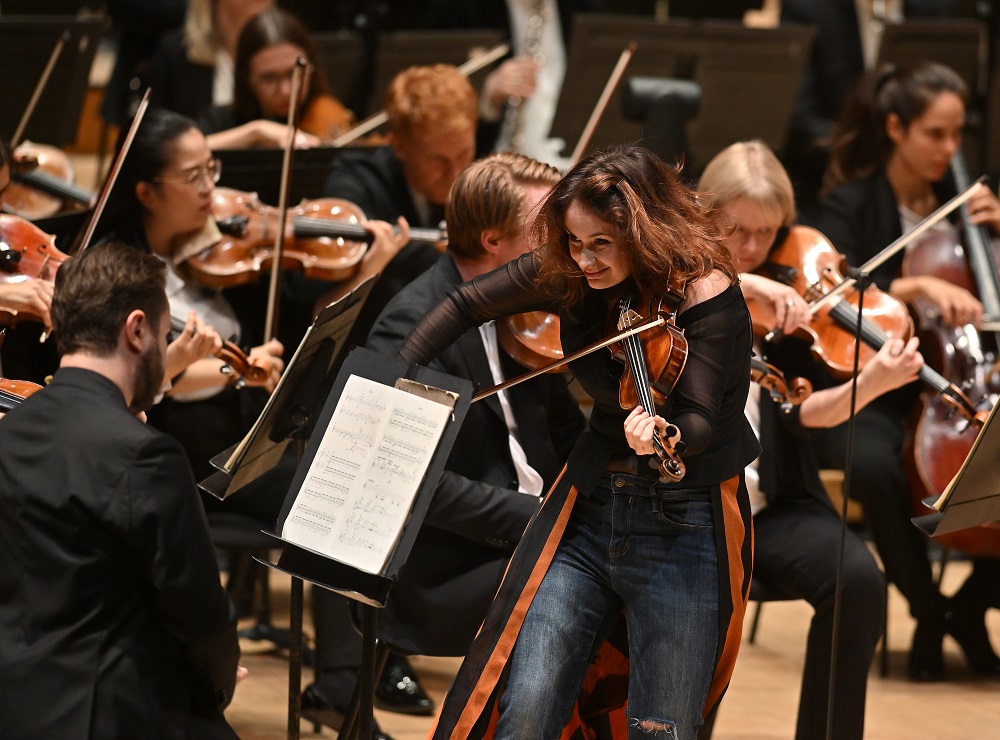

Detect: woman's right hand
[0,279,54,329]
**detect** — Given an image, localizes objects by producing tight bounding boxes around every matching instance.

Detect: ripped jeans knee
[629,716,677,736]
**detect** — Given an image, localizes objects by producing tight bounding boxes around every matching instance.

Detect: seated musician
[697,140,919,739]
[0,241,245,737]
[199,8,355,149]
[814,62,1000,681]
[321,63,478,347]
[303,152,584,736]
[0,137,55,331]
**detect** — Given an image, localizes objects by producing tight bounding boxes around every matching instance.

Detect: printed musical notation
[281,375,453,573]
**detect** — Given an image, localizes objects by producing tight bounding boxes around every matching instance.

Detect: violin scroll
[750,356,812,413]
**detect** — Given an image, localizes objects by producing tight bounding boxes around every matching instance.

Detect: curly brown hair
[534,145,736,307]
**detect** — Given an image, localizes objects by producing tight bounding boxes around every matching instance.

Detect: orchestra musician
[198,7,353,149]
[302,152,584,736]
[814,61,1000,680]
[396,145,758,739]
[698,140,917,739]
[0,241,245,738]
[145,0,273,123]
[93,109,284,495]
[320,63,477,350]
[0,138,55,331]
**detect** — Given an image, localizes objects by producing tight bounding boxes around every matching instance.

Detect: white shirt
[212,49,235,107]
[855,0,903,69]
[163,264,240,403]
[744,380,767,515]
[478,321,545,497]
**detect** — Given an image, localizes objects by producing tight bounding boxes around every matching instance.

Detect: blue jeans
[495,474,721,740]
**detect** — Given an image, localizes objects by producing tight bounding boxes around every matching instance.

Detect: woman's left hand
[624,405,670,456]
[966,182,1000,233]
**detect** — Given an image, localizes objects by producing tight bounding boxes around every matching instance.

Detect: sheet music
[280,374,453,573]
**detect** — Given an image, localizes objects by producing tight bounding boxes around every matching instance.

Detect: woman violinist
[199,8,355,149]
[93,109,285,497]
[816,61,1000,680]
[399,145,758,739]
[698,140,922,739]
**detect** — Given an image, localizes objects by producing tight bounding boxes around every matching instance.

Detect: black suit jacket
[146,28,215,121]
[323,146,442,348]
[365,254,583,655]
[0,369,240,738]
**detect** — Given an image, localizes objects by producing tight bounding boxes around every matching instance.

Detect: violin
[0,213,68,324]
[750,356,812,413]
[752,225,983,424]
[0,376,42,413]
[6,142,94,220]
[497,311,564,372]
[168,316,274,390]
[612,292,688,482]
[184,188,445,288]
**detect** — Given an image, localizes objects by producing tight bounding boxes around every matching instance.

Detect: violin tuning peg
[234,378,246,390]
[220,364,233,376]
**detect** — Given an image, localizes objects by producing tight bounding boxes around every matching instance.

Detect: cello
[901,154,1000,554]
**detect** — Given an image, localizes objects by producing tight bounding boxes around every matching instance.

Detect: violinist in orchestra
[0,242,244,738]
[198,8,354,149]
[146,0,272,123]
[322,63,478,348]
[396,145,758,739]
[0,137,55,331]
[815,61,1000,681]
[93,109,285,513]
[302,152,584,736]
[697,140,923,740]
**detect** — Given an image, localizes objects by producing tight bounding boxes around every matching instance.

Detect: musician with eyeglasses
[198,8,355,149]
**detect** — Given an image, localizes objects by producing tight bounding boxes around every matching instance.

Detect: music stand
[311,30,365,112]
[878,20,986,96]
[914,400,1000,538]
[548,15,814,171]
[0,16,105,146]
[214,146,364,207]
[367,29,506,114]
[258,347,472,739]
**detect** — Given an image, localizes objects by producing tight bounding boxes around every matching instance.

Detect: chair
[206,512,300,654]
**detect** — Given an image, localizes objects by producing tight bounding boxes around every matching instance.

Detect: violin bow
[567,43,637,167]
[472,314,665,403]
[74,89,152,254]
[765,177,989,345]
[10,32,68,150]
[263,57,309,342]
[329,42,511,148]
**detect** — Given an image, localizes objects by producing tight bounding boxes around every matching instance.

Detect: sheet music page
[280,374,453,573]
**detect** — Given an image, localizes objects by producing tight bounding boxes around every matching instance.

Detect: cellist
[815,61,1000,681]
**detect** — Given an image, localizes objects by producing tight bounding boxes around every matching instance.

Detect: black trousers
[752,497,885,740]
[814,406,946,626]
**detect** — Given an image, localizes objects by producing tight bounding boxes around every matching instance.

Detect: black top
[399,252,760,495]
[0,368,239,737]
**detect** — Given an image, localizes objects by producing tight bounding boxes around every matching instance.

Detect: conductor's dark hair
[52,241,168,357]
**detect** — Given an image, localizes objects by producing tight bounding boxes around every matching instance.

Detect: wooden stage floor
[226,556,1000,739]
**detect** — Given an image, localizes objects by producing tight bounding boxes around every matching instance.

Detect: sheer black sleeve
[661,286,755,460]
[398,252,560,364]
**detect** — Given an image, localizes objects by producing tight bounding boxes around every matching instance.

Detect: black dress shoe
[908,618,945,682]
[374,654,435,716]
[945,599,1000,677]
[300,683,395,738]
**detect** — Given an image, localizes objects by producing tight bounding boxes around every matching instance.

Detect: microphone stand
[825,264,872,740]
